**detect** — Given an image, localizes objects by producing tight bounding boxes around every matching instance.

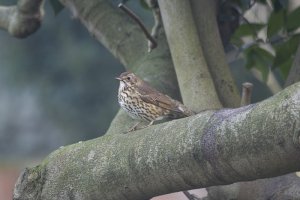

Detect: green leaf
[50,0,64,15]
[279,57,293,79]
[233,23,265,38]
[286,7,300,31]
[267,10,285,38]
[245,46,274,81]
[273,34,300,72]
[230,37,243,47]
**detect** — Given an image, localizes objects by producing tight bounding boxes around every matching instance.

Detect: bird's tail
[177,103,195,116]
[170,100,195,118]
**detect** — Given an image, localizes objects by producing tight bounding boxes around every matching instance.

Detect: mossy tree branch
[14,83,300,200]
[206,42,300,200]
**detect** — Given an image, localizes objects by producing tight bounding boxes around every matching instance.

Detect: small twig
[148,8,161,52]
[183,190,202,200]
[118,3,157,51]
[240,82,253,106]
[145,0,161,52]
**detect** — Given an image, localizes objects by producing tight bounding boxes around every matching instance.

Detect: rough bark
[206,43,300,200]
[14,82,300,200]
[0,0,44,38]
[158,0,222,112]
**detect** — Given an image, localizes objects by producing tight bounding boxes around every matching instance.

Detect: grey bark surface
[207,43,300,200]
[190,0,241,108]
[159,0,222,112]
[14,83,300,200]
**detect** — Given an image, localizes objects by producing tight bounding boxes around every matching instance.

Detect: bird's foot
[124,122,141,133]
[124,121,154,133]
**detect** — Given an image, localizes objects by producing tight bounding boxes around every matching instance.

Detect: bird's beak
[115,77,121,80]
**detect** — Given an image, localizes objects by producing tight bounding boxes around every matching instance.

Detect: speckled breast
[118,86,167,122]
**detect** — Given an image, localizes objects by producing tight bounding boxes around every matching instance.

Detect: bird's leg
[138,120,154,130]
[128,121,155,132]
[126,121,142,133]
[126,120,155,133]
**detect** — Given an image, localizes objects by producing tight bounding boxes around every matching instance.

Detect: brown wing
[136,80,184,114]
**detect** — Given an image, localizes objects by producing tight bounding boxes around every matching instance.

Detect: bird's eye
[127,77,131,81]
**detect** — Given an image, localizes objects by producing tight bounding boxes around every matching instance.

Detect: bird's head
[116,72,139,87]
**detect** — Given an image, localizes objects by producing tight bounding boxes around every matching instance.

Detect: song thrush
[116,72,194,132]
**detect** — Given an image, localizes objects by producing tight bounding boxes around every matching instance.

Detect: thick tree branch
[0,0,44,38]
[60,0,148,67]
[14,82,300,200]
[158,0,222,112]
[190,0,241,108]
[209,41,300,200]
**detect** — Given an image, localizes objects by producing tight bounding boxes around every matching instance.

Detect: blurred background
[0,0,126,198]
[2,0,299,199]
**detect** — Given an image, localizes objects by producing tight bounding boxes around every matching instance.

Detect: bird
[116,72,194,132]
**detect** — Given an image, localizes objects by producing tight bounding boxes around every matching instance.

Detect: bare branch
[0,0,44,38]
[145,0,162,52]
[118,3,157,51]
